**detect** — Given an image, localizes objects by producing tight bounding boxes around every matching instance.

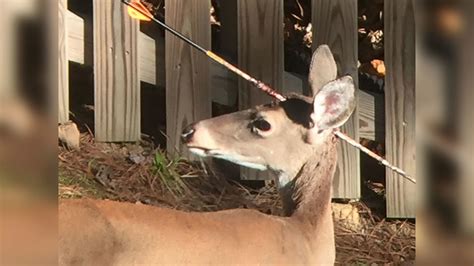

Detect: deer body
[59,136,338,265]
[59,45,355,265]
[59,201,326,265]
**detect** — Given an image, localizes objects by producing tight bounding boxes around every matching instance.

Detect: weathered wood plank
[237,0,284,108]
[385,0,416,217]
[58,0,69,123]
[66,11,156,86]
[140,22,165,88]
[138,32,156,85]
[283,72,304,95]
[236,0,284,180]
[211,63,238,106]
[93,0,140,141]
[211,67,305,111]
[165,0,211,155]
[312,0,360,198]
[359,90,384,141]
[66,11,84,65]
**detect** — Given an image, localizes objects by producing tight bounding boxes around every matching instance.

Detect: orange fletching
[127,0,152,21]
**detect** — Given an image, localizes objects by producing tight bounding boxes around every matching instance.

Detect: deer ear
[310,76,355,132]
[308,45,337,96]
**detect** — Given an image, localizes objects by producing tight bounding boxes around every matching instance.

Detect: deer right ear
[310,76,355,133]
[308,45,337,96]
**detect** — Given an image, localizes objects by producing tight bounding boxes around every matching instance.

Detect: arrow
[126,0,152,21]
[120,0,416,183]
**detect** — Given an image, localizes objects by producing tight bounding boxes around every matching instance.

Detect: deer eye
[252,118,271,132]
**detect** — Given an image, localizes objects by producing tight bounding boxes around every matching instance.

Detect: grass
[151,150,192,199]
[58,170,107,199]
[58,149,190,200]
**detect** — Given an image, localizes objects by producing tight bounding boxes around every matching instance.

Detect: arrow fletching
[127,0,152,21]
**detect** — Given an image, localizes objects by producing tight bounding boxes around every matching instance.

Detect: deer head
[182,45,355,183]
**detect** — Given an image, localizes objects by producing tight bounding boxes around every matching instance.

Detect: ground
[59,133,415,265]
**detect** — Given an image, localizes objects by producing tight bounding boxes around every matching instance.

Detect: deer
[59,45,355,265]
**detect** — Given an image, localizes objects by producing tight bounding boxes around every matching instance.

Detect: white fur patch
[277,172,292,188]
[188,148,208,157]
[212,153,267,171]
[188,147,267,171]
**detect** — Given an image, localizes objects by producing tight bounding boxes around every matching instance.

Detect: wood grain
[359,90,385,141]
[138,32,156,85]
[140,22,166,88]
[58,0,69,123]
[211,63,238,106]
[312,0,360,198]
[165,0,211,155]
[236,0,284,180]
[237,0,284,108]
[385,0,416,217]
[93,0,140,141]
[66,12,157,87]
[66,11,84,64]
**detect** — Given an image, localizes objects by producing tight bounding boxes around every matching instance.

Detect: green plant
[151,151,190,197]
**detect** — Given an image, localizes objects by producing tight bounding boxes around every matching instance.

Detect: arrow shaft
[121,0,416,184]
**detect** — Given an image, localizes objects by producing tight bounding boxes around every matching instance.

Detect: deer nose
[181,123,196,144]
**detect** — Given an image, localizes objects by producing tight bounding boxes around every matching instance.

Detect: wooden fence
[57,0,415,218]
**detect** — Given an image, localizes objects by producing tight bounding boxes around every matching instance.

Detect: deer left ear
[310,75,356,132]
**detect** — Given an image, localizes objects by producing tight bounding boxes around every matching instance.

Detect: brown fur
[59,136,339,265]
[59,45,352,265]
[60,200,312,265]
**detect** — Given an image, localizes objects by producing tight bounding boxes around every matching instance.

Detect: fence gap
[139,21,167,147]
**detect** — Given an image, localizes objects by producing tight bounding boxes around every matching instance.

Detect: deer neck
[277,135,337,224]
